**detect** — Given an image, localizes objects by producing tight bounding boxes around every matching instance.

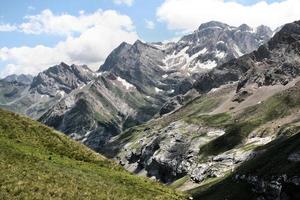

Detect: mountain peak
[256,25,273,37]
[30,63,94,96]
[268,20,300,50]
[198,21,229,30]
[132,39,149,48]
[238,24,252,32]
[59,62,69,68]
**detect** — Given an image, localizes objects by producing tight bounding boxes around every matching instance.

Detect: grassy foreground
[0,109,185,200]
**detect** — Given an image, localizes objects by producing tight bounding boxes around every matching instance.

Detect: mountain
[193,20,300,94]
[0,21,272,153]
[0,108,184,199]
[0,63,96,119]
[39,72,162,151]
[1,74,33,85]
[99,20,300,199]
[30,62,96,97]
[99,21,273,97]
[3,20,295,199]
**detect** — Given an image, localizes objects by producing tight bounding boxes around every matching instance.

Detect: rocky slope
[99,20,300,199]
[39,72,161,151]
[193,20,300,94]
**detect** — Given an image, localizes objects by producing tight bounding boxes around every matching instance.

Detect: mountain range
[1,20,300,199]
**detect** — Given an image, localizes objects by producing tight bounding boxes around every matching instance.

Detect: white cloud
[113,0,134,6]
[18,9,135,36]
[0,23,17,32]
[157,0,300,31]
[0,9,139,77]
[145,20,155,30]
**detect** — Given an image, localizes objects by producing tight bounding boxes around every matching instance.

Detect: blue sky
[0,0,298,77]
[0,0,282,47]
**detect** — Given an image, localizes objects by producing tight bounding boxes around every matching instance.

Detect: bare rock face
[30,62,95,97]
[99,21,272,98]
[194,20,300,94]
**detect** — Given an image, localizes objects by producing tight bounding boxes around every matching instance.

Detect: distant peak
[119,41,131,48]
[198,21,229,30]
[238,24,252,32]
[133,39,146,46]
[256,25,273,37]
[1,74,33,84]
[59,62,69,68]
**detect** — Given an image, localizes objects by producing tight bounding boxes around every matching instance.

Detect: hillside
[99,20,300,199]
[0,109,185,200]
[0,21,272,153]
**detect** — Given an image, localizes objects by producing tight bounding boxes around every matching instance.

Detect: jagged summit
[194,20,300,94]
[268,20,300,50]
[30,62,95,97]
[238,24,252,32]
[198,21,230,30]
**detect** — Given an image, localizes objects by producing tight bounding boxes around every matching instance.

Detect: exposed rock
[288,151,300,162]
[194,20,300,94]
[1,74,33,85]
[30,62,95,97]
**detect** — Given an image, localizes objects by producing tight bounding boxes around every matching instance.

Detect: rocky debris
[232,89,253,103]
[235,174,300,200]
[190,151,256,183]
[159,95,184,116]
[288,151,300,162]
[112,118,262,184]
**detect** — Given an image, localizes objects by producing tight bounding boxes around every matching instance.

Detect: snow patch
[233,44,244,57]
[162,74,168,78]
[189,60,217,72]
[57,90,65,97]
[161,47,207,71]
[155,87,163,93]
[168,89,175,94]
[217,41,225,45]
[78,84,86,90]
[96,72,103,77]
[215,50,226,59]
[116,76,136,90]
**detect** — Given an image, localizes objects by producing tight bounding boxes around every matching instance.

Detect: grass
[198,85,300,157]
[170,176,190,189]
[0,109,185,200]
[185,113,231,127]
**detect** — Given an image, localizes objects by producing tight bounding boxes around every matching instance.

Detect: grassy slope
[0,109,185,200]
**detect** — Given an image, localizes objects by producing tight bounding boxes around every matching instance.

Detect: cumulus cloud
[145,20,155,30]
[19,9,135,36]
[0,9,139,77]
[113,0,134,6]
[0,23,17,32]
[157,0,300,31]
